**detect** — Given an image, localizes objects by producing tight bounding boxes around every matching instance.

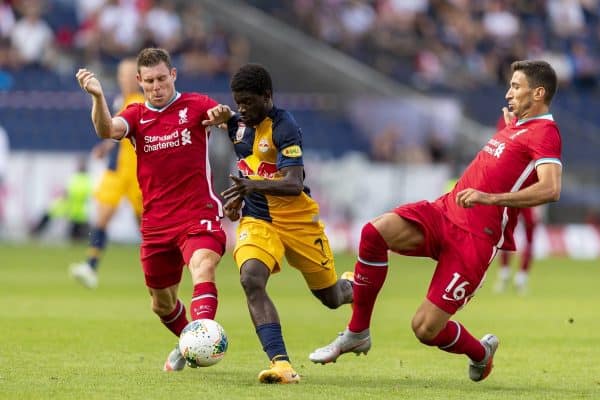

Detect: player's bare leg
[311,277,353,309]
[240,259,299,383]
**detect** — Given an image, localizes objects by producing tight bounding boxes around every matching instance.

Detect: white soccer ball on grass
[178,319,228,367]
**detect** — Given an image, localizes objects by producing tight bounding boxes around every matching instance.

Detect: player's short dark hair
[511,60,557,104]
[137,48,172,71]
[230,63,272,96]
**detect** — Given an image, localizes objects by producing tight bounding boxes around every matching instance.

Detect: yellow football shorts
[94,169,143,217]
[234,216,338,290]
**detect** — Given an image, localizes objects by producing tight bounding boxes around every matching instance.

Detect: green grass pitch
[0,243,599,399]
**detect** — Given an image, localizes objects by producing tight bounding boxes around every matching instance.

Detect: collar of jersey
[515,113,553,126]
[144,92,181,112]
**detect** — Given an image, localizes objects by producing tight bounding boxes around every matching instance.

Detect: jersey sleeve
[226,114,243,143]
[273,113,304,169]
[528,124,562,168]
[116,103,140,140]
[197,95,219,119]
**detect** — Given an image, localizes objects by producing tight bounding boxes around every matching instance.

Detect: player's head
[230,63,273,126]
[136,48,177,108]
[505,60,557,119]
[117,58,139,97]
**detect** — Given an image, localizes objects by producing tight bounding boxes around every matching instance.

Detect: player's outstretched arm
[76,68,126,140]
[221,166,304,201]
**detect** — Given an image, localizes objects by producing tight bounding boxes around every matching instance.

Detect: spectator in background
[568,40,598,90]
[96,0,142,62]
[10,0,56,68]
[30,157,93,241]
[143,0,182,54]
[179,3,249,77]
[0,0,15,38]
[546,0,585,39]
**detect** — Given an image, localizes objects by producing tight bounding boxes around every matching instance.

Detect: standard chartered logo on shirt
[144,128,192,152]
[482,138,505,159]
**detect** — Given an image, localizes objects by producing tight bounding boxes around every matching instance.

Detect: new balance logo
[140,118,156,124]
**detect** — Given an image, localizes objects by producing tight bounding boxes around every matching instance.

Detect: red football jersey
[437,114,562,250]
[117,92,223,230]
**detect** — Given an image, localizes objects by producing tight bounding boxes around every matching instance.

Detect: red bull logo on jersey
[482,138,505,159]
[237,159,278,179]
[258,138,270,153]
[235,125,246,142]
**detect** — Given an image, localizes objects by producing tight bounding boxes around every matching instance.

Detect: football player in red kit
[310,60,562,382]
[76,48,226,371]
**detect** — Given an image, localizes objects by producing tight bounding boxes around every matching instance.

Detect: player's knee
[359,222,389,260]
[239,272,266,297]
[411,317,439,344]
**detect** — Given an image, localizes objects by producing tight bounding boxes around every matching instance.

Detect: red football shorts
[393,201,497,314]
[140,218,226,289]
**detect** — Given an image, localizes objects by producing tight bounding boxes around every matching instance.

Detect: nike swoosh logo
[441,294,457,301]
[140,118,156,124]
[510,128,527,139]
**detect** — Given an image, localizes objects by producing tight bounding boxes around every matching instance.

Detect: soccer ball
[178,319,228,367]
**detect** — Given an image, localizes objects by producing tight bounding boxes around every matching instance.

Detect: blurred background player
[495,207,537,294]
[203,64,353,384]
[30,157,93,241]
[69,58,144,289]
[492,111,538,295]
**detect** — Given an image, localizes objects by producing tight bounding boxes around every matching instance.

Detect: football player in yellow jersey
[202,64,353,384]
[70,58,144,289]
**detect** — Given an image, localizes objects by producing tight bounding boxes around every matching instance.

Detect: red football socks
[348,223,389,333]
[190,282,218,320]
[160,299,189,337]
[427,320,486,362]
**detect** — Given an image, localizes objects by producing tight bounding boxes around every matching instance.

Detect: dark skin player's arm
[221,165,304,221]
[222,165,304,200]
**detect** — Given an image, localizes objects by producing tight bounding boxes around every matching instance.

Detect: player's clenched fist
[202,104,233,128]
[456,188,493,208]
[76,68,102,96]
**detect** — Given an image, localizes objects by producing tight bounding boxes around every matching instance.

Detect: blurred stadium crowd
[252,0,600,91]
[0,0,598,228]
[0,0,249,82]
